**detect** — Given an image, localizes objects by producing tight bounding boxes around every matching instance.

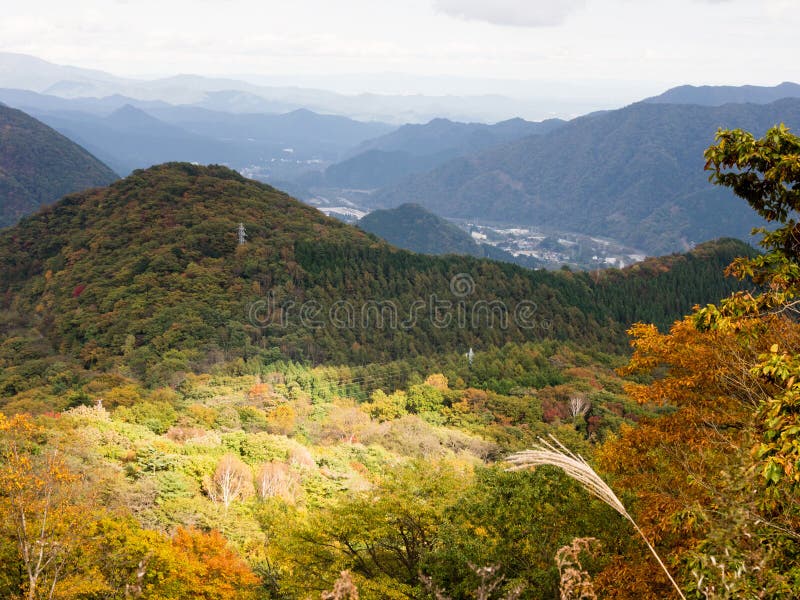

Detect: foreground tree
[593,124,800,598]
[701,123,800,321]
[700,124,800,490]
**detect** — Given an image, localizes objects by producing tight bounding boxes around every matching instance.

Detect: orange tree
[596,125,800,599]
[0,414,261,599]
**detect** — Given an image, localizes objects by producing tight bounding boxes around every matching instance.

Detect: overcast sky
[2,0,798,98]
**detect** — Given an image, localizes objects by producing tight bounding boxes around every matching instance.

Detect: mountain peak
[106,104,165,125]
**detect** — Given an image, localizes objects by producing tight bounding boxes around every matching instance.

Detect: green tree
[700,124,800,489]
[274,461,469,599]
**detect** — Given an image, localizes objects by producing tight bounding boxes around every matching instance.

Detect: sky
[1,0,799,99]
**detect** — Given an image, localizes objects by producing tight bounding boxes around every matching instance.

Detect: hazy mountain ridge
[303,117,565,189]
[645,81,800,106]
[348,117,565,158]
[0,90,394,176]
[293,116,564,194]
[0,52,582,123]
[0,104,118,228]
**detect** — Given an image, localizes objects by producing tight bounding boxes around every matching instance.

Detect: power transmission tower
[238,223,247,245]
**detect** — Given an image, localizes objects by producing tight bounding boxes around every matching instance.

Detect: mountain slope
[0,105,118,228]
[645,82,800,106]
[0,163,752,382]
[316,150,445,189]
[372,99,800,254]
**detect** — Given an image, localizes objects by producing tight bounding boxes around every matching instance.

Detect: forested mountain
[0,104,118,228]
[357,203,541,267]
[372,98,800,254]
[358,203,484,256]
[0,163,751,385]
[645,81,800,106]
[305,117,564,189]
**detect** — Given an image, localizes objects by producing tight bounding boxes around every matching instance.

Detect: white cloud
[432,0,588,27]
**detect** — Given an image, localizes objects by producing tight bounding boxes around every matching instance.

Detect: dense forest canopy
[0,162,750,392]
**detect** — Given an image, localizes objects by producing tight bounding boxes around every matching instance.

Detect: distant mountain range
[301,117,564,190]
[372,98,800,254]
[645,82,800,106]
[0,52,578,123]
[0,89,392,175]
[0,105,117,229]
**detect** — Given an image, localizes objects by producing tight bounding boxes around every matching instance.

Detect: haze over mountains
[644,81,800,106]
[0,52,578,124]
[0,88,392,177]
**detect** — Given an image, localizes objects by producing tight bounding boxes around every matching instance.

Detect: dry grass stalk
[506,435,686,600]
[321,571,359,600]
[420,564,523,600]
[555,537,601,600]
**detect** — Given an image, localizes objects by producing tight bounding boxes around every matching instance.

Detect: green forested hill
[358,203,483,256]
[0,104,118,228]
[0,163,752,384]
